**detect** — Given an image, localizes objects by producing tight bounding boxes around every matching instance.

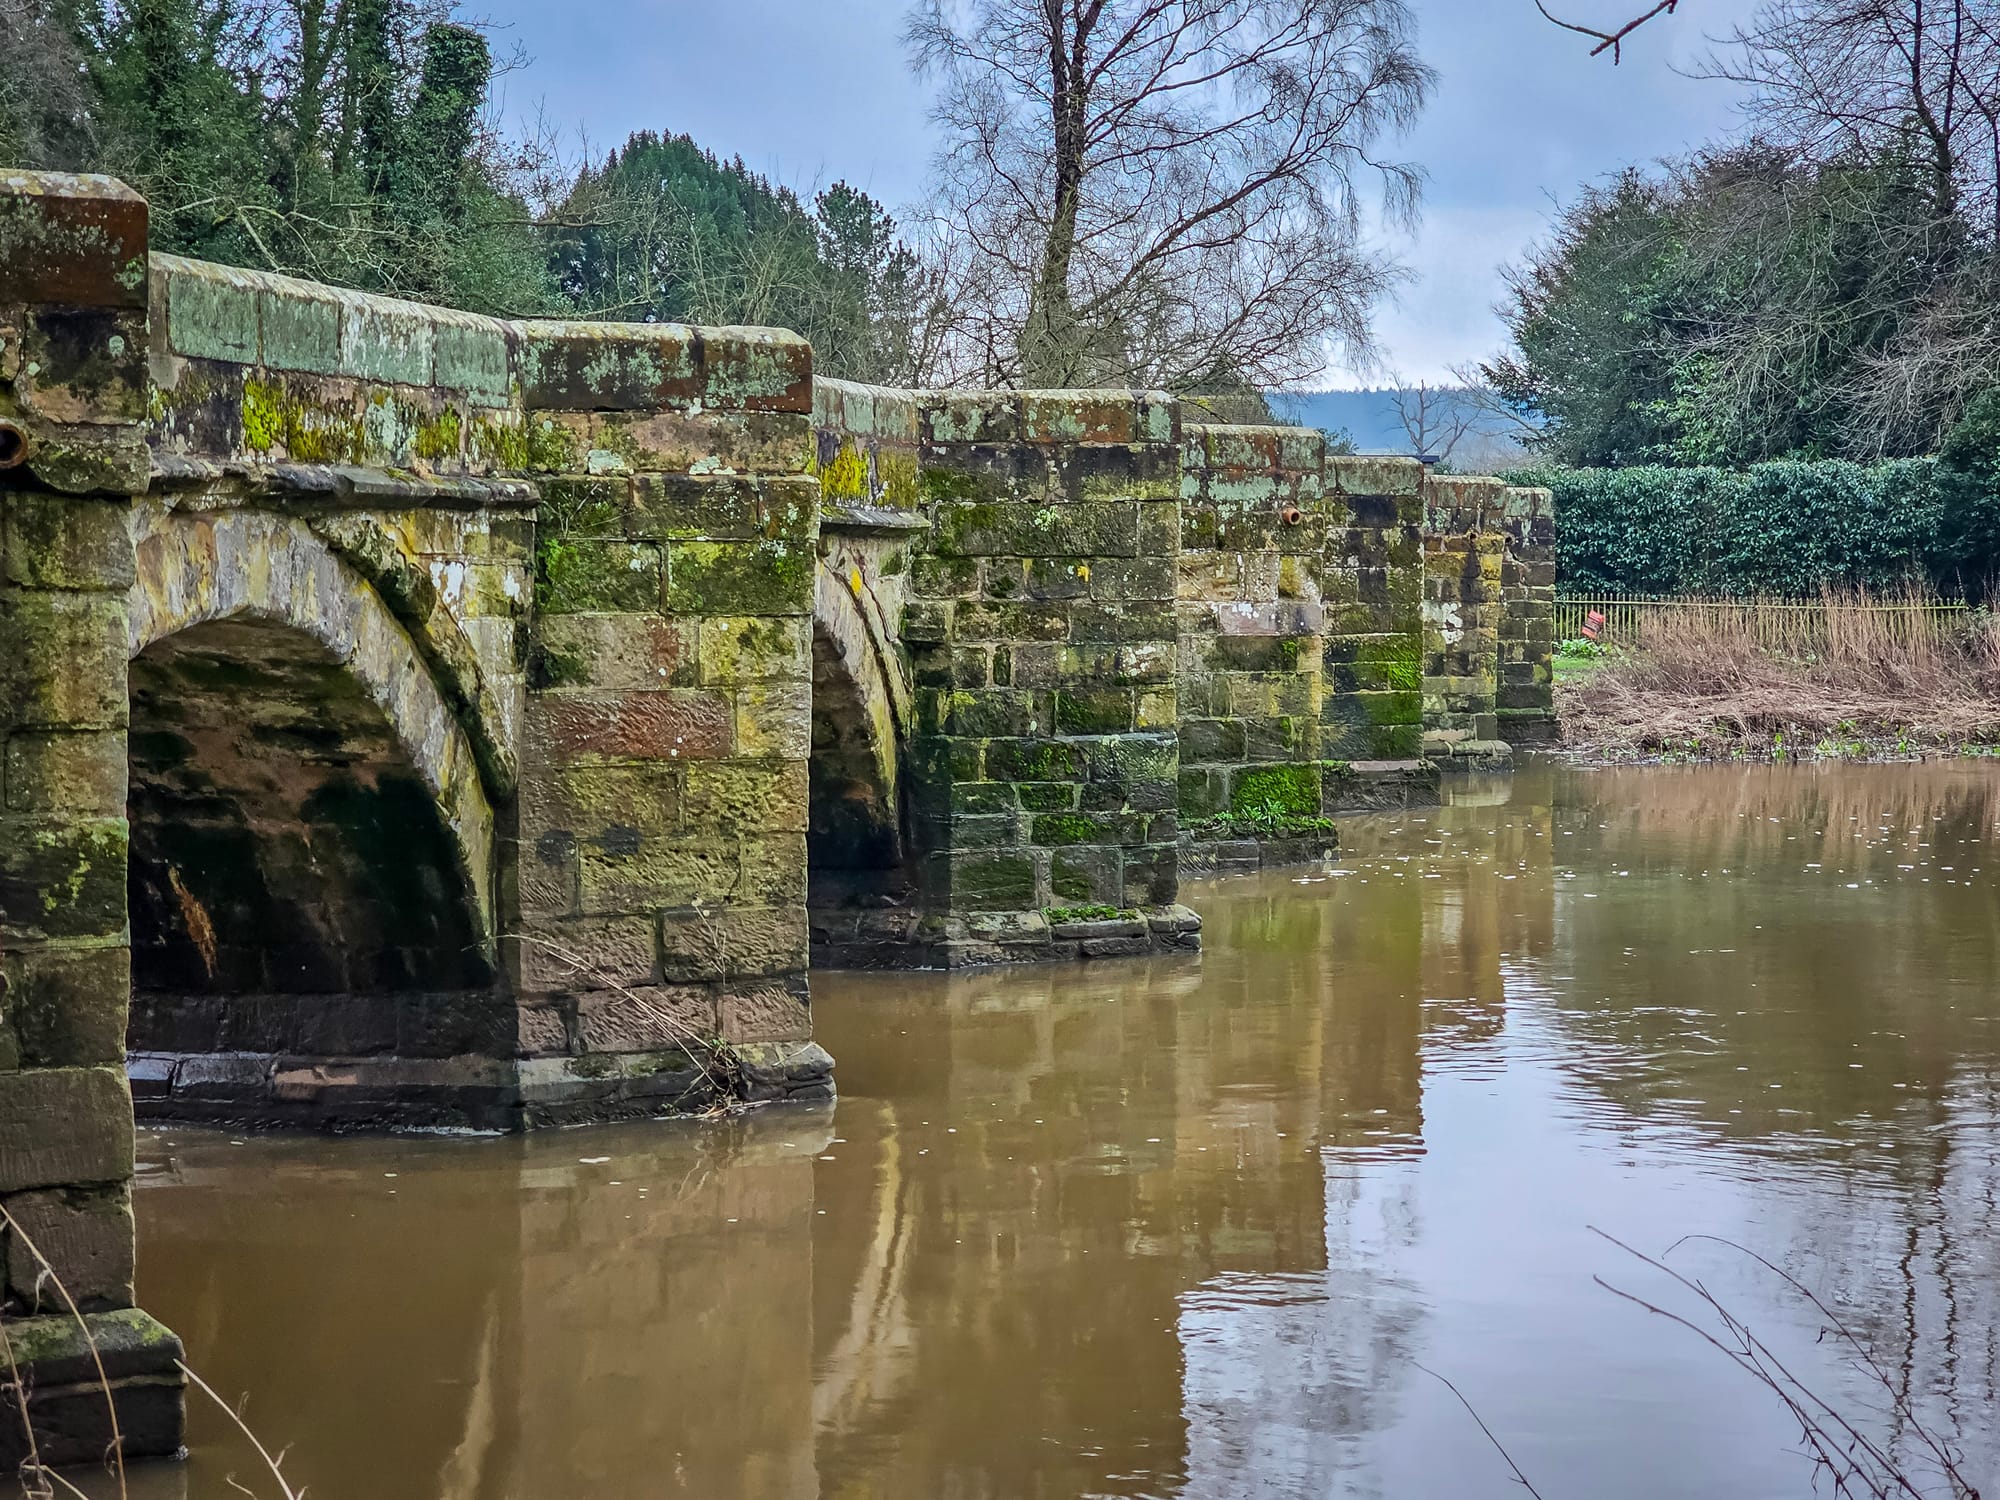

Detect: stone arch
[124,505,500,1076]
[809,556,911,908]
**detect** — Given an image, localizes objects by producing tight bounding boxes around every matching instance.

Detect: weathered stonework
[1,169,185,1472]
[0,170,1559,1470]
[808,383,1203,966]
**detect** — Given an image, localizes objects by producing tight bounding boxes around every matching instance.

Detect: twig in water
[1415,1362,1547,1499]
[1591,1227,1978,1499]
[175,1362,301,1500]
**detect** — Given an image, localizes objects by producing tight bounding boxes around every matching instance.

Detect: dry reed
[1558,586,2000,755]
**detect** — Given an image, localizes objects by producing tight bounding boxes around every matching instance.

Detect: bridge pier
[1,171,186,1467]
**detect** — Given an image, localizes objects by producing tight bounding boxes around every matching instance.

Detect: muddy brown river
[110,760,2000,1498]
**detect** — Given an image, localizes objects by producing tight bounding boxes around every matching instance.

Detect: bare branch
[1534,0,1682,62]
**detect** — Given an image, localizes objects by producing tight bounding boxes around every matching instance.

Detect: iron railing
[1556,592,1969,649]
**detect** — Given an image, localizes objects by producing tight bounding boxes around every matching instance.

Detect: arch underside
[125,503,508,1120]
[810,560,911,911]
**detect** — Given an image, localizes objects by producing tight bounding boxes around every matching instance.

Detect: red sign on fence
[1580,610,1606,642]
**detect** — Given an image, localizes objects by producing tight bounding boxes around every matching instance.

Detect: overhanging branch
[1535,0,1681,62]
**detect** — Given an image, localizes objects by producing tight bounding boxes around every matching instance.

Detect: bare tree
[0,0,98,166]
[1388,374,1480,460]
[904,0,1433,390]
[1387,371,1533,467]
[1696,0,2000,241]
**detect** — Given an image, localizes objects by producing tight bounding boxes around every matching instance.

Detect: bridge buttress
[0,171,185,1469]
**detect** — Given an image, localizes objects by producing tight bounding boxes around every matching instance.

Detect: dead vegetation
[1557,588,2000,758]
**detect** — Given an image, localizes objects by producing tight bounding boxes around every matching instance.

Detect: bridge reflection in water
[114,761,2000,1499]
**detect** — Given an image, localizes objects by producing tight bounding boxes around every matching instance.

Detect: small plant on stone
[1042,904,1126,924]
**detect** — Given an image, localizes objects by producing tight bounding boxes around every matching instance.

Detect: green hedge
[1508,458,1970,596]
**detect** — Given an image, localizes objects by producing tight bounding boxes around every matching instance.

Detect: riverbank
[1553,595,2000,762]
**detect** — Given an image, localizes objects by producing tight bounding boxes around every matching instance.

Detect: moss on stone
[412,406,462,463]
[820,442,870,501]
[878,449,919,508]
[667,540,812,616]
[473,414,578,472]
[1229,763,1321,818]
[1031,812,1107,846]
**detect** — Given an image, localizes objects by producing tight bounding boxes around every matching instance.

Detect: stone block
[2,494,135,590]
[537,539,663,614]
[696,615,809,685]
[0,1067,131,1192]
[1021,391,1135,444]
[519,321,700,410]
[1119,845,1179,906]
[515,915,659,992]
[628,473,817,543]
[699,325,813,413]
[527,689,733,762]
[669,905,809,981]
[667,539,814,616]
[922,391,1022,444]
[947,852,1040,911]
[734,681,813,758]
[575,830,736,917]
[0,817,125,943]
[14,304,149,430]
[3,943,128,1067]
[596,409,813,476]
[0,172,149,309]
[737,832,809,906]
[0,590,128,731]
[524,764,684,847]
[432,315,512,403]
[573,984,718,1053]
[337,289,434,386]
[1054,687,1135,735]
[3,729,125,814]
[1050,846,1122,904]
[681,761,810,836]
[0,1309,184,1468]
[532,613,690,691]
[258,279,341,374]
[163,259,259,363]
[1328,455,1423,498]
[721,979,813,1044]
[2,1183,134,1311]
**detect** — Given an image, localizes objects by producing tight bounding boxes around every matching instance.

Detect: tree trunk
[1024,2,1088,386]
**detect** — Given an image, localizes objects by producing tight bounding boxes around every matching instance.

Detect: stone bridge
[0,171,1553,1466]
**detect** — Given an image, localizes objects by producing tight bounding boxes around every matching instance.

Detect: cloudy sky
[480,0,1749,387]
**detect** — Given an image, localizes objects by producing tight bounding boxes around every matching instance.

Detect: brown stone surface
[530,690,734,761]
[0,1067,133,1193]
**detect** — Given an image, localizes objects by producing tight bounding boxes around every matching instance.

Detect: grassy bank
[1554,591,2000,761]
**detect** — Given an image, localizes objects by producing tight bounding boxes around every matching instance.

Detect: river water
[116,760,2000,1499]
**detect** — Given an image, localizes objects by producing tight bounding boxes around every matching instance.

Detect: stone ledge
[1178,833,1337,878]
[819,500,932,535]
[810,903,1201,969]
[126,1045,833,1132]
[148,454,541,508]
[0,1308,184,1468]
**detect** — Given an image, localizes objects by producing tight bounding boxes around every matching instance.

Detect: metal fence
[1556,593,1969,649]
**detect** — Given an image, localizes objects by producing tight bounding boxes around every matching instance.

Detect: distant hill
[1268,386,1537,472]
[1269,388,1412,453]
